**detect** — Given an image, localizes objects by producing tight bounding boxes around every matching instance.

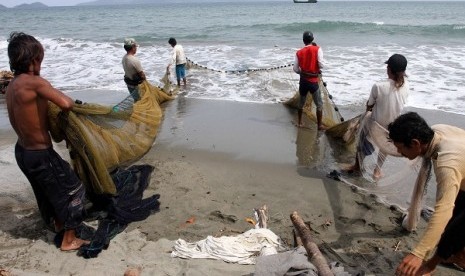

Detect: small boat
[293,0,317,3]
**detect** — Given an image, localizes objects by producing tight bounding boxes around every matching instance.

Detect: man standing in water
[293,31,326,130]
[122,38,146,101]
[388,112,465,275]
[6,32,89,251]
[166,37,187,87]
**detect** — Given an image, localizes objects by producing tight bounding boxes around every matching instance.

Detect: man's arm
[411,168,459,259]
[397,167,460,276]
[137,70,146,81]
[35,76,73,111]
[293,55,300,74]
[167,48,177,69]
[317,48,324,70]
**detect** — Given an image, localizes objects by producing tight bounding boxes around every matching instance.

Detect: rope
[186,57,294,74]
[186,57,344,121]
[323,81,344,121]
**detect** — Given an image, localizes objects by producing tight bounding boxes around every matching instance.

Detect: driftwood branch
[254,205,268,229]
[290,211,333,276]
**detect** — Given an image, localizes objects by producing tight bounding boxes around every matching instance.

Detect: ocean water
[1,1,465,114]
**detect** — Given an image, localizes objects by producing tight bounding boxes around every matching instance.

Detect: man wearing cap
[293,31,326,130]
[122,38,146,101]
[388,112,465,275]
[346,54,409,180]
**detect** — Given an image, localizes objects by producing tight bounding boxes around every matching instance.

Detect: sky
[1,0,460,8]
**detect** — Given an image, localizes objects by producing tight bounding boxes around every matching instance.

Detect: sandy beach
[1,94,464,275]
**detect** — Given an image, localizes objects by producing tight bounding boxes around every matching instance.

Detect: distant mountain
[14,2,48,9]
[0,4,8,9]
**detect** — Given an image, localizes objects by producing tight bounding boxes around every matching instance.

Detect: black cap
[385,54,407,73]
[302,31,314,43]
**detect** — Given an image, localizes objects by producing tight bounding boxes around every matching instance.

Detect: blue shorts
[175,64,186,80]
[298,79,322,111]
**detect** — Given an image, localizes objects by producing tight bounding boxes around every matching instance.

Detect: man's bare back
[6,73,73,150]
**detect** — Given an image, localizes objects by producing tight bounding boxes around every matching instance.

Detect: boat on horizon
[293,0,317,3]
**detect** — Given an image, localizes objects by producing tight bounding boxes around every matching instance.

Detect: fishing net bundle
[282,75,344,128]
[45,77,174,258]
[48,80,173,195]
[0,70,14,94]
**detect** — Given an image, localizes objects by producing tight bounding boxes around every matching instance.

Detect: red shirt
[296,45,320,83]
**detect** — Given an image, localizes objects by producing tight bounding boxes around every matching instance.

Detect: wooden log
[290,211,333,276]
[254,204,268,229]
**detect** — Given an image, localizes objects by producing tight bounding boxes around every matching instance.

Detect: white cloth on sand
[171,228,285,264]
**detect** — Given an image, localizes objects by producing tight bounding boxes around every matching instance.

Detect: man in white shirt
[167,37,187,87]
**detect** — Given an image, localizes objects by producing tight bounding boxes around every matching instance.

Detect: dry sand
[0,96,464,275]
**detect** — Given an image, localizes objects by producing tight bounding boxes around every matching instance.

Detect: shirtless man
[6,32,89,251]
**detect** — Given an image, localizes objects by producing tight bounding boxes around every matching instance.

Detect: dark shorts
[15,143,85,230]
[298,79,322,111]
[175,64,186,80]
[436,190,465,259]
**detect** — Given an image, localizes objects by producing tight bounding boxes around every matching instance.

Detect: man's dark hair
[302,31,314,45]
[388,112,434,147]
[124,45,134,52]
[168,37,177,46]
[8,32,44,75]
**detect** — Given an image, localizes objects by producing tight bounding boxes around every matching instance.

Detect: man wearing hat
[293,31,326,130]
[122,38,146,101]
[345,53,409,179]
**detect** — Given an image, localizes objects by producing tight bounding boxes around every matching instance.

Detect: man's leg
[297,109,304,127]
[373,151,386,179]
[311,85,326,130]
[316,109,327,130]
[436,191,465,264]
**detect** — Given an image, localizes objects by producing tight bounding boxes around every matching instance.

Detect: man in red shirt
[293,31,326,130]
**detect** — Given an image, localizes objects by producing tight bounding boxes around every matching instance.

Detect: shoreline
[1,96,465,275]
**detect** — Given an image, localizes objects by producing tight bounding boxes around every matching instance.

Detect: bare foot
[318,125,328,131]
[60,238,90,251]
[373,168,383,180]
[292,121,304,128]
[124,267,142,276]
[342,163,360,174]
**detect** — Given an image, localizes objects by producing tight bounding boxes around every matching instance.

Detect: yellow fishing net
[283,75,344,128]
[48,80,173,195]
[0,71,14,94]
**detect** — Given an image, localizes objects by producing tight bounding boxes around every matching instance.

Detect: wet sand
[0,94,464,275]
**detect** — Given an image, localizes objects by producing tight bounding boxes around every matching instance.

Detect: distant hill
[0,4,7,9]
[14,2,48,9]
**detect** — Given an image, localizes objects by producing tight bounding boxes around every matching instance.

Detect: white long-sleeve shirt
[170,44,186,66]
